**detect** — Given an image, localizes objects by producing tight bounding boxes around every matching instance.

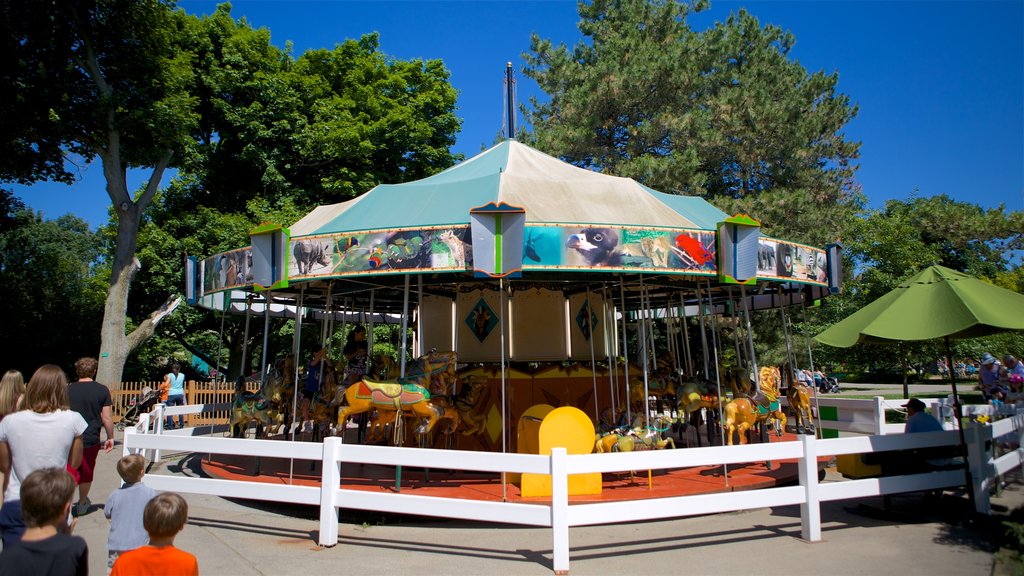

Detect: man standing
[68,357,114,517]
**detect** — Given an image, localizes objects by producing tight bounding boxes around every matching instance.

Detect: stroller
[815,373,842,394]
[116,386,161,430]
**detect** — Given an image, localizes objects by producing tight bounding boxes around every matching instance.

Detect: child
[110,492,198,576]
[0,467,88,576]
[105,454,157,571]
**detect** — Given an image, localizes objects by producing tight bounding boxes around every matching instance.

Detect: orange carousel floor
[200,430,826,503]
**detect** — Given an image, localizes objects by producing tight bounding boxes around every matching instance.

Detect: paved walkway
[54,429,1019,575]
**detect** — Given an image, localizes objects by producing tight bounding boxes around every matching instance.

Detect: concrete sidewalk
[66,431,1016,575]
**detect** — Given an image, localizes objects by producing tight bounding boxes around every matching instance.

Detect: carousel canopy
[289,140,727,237]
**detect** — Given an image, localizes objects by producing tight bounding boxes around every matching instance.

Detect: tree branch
[136,149,175,212]
[126,294,182,351]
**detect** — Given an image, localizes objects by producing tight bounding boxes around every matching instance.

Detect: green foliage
[523,0,863,246]
[0,0,198,183]
[0,204,105,373]
[809,194,1023,375]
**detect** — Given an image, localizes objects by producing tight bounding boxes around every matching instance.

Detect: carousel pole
[598,284,614,424]
[400,275,411,377]
[289,286,306,484]
[695,285,710,380]
[803,304,824,437]
[259,291,272,391]
[362,289,376,444]
[499,278,508,501]
[740,285,761,394]
[706,284,729,481]
[240,294,252,380]
[585,284,600,422]
[417,275,424,359]
[680,292,693,377]
[729,288,744,371]
[639,274,650,429]
[778,285,798,385]
[619,276,632,427]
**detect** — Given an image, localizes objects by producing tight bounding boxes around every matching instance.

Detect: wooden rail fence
[110,381,260,426]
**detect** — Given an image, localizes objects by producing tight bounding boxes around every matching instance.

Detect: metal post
[499,278,508,501]
[400,275,411,377]
[619,276,631,426]
[585,285,599,422]
[639,275,650,428]
[740,285,760,394]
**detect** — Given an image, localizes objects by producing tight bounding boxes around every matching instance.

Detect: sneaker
[75,497,91,517]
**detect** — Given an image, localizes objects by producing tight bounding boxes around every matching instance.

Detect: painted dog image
[293,240,332,275]
[566,227,622,266]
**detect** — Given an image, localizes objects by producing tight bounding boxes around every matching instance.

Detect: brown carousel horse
[334,351,459,442]
[308,363,341,442]
[229,356,293,438]
[783,366,815,435]
[448,374,490,436]
[723,366,787,446]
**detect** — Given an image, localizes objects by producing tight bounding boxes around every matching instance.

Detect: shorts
[108,550,122,571]
[0,500,25,548]
[76,444,101,484]
[301,389,317,400]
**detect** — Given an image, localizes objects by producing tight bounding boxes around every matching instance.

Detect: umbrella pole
[945,336,978,514]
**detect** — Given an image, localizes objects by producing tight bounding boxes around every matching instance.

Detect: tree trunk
[94,147,175,388]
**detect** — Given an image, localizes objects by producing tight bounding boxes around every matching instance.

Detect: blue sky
[13,0,1024,228]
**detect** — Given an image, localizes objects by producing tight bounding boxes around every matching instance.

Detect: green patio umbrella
[815,265,1024,347]
[815,265,1024,512]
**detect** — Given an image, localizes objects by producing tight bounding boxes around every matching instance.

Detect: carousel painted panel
[455,289,509,363]
[201,247,254,295]
[567,292,607,362]
[520,224,717,275]
[287,226,473,280]
[755,238,828,285]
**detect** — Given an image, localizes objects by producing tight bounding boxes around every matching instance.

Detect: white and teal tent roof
[289,140,726,236]
[196,139,833,302]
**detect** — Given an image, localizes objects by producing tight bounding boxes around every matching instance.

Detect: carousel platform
[199,429,828,504]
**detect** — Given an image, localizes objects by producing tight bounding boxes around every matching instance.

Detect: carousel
[188,137,840,501]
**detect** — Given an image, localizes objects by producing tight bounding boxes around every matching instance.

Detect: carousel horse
[365,400,460,446]
[780,363,815,435]
[595,418,676,453]
[229,364,290,439]
[672,376,727,447]
[334,351,459,439]
[723,366,787,446]
[308,364,341,442]
[369,354,399,380]
[448,374,490,436]
[787,382,814,434]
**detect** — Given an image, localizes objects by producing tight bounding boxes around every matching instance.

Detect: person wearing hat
[978,353,1005,401]
[1004,355,1024,379]
[903,398,943,434]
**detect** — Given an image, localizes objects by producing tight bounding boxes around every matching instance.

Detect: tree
[523,0,863,246]
[128,8,462,380]
[809,194,1024,390]
[0,0,196,385]
[0,203,106,373]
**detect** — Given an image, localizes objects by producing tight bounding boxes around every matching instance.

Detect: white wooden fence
[124,398,1024,575]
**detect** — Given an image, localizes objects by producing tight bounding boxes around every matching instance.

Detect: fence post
[153,404,165,463]
[966,420,992,514]
[550,447,570,575]
[873,396,885,436]
[799,434,821,541]
[123,427,135,458]
[319,436,342,547]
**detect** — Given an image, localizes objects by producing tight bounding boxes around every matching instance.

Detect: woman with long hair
[0,365,87,546]
[0,370,25,421]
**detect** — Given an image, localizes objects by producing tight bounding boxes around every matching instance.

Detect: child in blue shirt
[105,454,157,571]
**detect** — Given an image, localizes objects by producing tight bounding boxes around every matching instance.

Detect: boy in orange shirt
[110,492,198,576]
